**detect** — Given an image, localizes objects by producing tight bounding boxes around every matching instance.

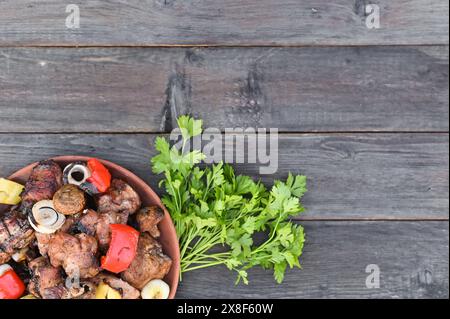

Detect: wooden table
[0,1,448,299]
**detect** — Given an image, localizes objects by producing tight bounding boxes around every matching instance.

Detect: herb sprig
[152,116,307,284]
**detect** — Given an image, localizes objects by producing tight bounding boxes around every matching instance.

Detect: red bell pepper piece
[86,158,111,193]
[101,224,140,274]
[0,264,25,299]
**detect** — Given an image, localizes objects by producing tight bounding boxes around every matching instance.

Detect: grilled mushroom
[53,184,86,216]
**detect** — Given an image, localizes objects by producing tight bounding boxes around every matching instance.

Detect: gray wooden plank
[0,46,448,132]
[0,133,447,220]
[176,221,449,299]
[0,1,448,46]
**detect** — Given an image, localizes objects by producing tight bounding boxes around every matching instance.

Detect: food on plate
[85,158,111,193]
[100,224,139,274]
[136,206,164,238]
[92,274,140,299]
[95,281,121,299]
[121,233,172,289]
[0,158,172,299]
[53,184,86,215]
[97,179,141,216]
[64,159,111,196]
[75,207,129,249]
[20,160,63,214]
[11,247,29,263]
[141,279,170,299]
[29,200,66,234]
[63,161,91,186]
[0,178,24,205]
[27,256,98,299]
[27,256,65,299]
[33,216,81,257]
[47,232,100,278]
[0,209,35,264]
[0,264,26,299]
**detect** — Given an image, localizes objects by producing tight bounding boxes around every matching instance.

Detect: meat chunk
[20,160,63,213]
[75,209,127,250]
[95,211,128,249]
[28,257,98,299]
[40,284,72,299]
[69,281,97,299]
[136,206,164,238]
[121,233,172,289]
[92,274,140,299]
[75,209,99,236]
[35,232,52,256]
[97,179,141,216]
[47,232,100,279]
[28,257,66,299]
[0,209,35,262]
[35,216,78,256]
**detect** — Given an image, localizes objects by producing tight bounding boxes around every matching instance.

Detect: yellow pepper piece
[0,178,24,205]
[95,282,122,299]
[107,287,122,299]
[95,282,109,299]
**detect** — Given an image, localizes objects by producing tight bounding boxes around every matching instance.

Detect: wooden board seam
[0,44,449,49]
[0,131,448,135]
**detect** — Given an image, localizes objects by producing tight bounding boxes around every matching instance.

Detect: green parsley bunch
[151,116,307,284]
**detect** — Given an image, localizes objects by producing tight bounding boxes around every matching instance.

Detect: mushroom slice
[29,200,65,234]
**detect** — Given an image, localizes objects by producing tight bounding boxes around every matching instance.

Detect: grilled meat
[75,208,128,250]
[28,256,99,299]
[121,233,172,289]
[47,232,100,279]
[20,160,63,213]
[75,209,99,236]
[93,179,141,249]
[136,206,164,238]
[35,216,78,256]
[0,209,35,263]
[41,284,73,299]
[69,281,97,299]
[96,211,129,249]
[28,257,66,299]
[97,179,141,216]
[35,232,52,256]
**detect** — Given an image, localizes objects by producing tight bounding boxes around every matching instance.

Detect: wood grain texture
[0,46,448,132]
[0,0,448,46]
[176,221,449,299]
[0,133,447,220]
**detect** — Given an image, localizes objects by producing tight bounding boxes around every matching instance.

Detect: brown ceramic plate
[5,155,180,299]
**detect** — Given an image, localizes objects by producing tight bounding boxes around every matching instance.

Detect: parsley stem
[183,260,228,272]
[184,231,223,259]
[251,214,283,255]
[181,252,231,269]
[180,228,198,261]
